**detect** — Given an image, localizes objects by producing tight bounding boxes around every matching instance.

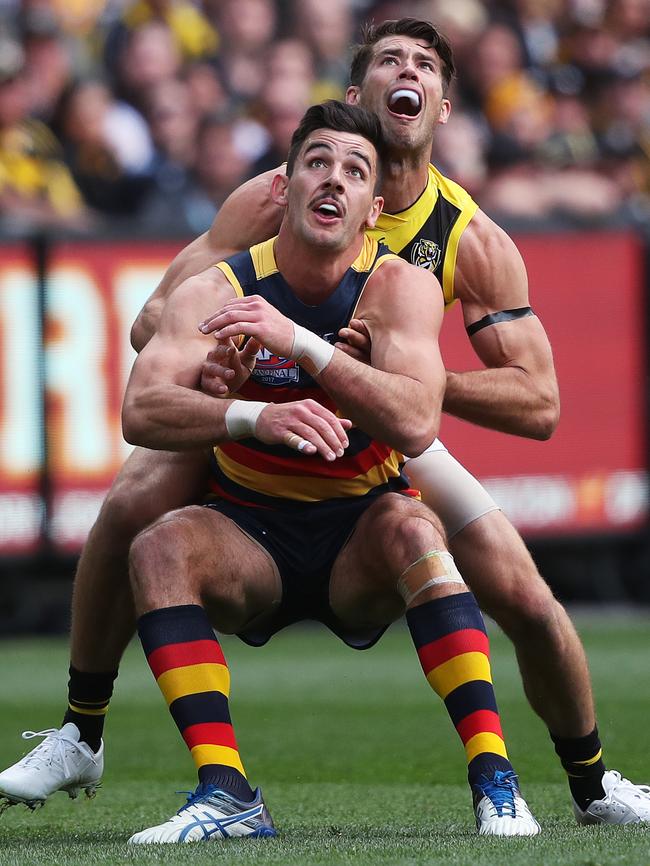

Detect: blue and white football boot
[128,783,277,844]
[473,770,541,836]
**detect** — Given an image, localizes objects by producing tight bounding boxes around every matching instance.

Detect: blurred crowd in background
[0,0,648,237]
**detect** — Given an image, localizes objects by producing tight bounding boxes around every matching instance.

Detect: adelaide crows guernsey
[209,234,414,508]
[367,163,477,307]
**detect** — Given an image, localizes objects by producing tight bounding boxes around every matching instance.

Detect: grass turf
[0,612,649,865]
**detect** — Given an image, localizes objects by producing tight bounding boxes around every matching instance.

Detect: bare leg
[449,510,595,738]
[128,505,281,833]
[329,493,540,836]
[70,447,210,672]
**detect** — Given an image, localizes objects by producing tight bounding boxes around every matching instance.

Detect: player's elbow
[533,381,560,440]
[130,299,163,353]
[121,399,148,447]
[533,402,560,440]
[399,414,439,458]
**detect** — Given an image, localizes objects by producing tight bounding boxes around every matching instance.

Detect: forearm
[123,385,234,450]
[317,353,438,455]
[444,367,559,440]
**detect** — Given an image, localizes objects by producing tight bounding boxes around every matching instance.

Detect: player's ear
[270,171,289,206]
[438,98,451,125]
[365,195,384,229]
[346,85,361,105]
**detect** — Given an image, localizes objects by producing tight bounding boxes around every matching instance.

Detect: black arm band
[466,306,534,336]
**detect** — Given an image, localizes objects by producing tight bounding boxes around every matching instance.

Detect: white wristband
[291,323,335,376]
[225,401,267,440]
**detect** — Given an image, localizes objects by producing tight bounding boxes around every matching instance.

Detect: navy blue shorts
[204,496,390,649]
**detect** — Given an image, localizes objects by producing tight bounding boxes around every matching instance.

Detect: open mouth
[312,198,343,220]
[387,88,422,118]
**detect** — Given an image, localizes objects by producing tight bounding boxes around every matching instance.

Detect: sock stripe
[138,605,218,654]
[417,629,490,674]
[573,749,603,767]
[425,652,492,699]
[157,663,230,705]
[68,703,109,717]
[456,709,504,745]
[190,744,245,776]
[465,732,508,764]
[444,680,499,725]
[68,697,111,708]
[407,592,486,647]
[169,691,231,728]
[147,639,226,679]
[183,721,238,751]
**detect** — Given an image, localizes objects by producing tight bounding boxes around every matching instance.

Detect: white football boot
[128,783,276,844]
[0,723,103,811]
[473,770,541,836]
[573,770,650,825]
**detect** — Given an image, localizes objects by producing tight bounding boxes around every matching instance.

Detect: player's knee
[485,567,563,638]
[128,508,200,600]
[95,476,156,547]
[370,496,447,571]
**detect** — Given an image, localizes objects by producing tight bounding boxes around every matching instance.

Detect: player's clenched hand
[257,400,352,462]
[200,295,294,360]
[200,337,260,397]
[335,318,371,363]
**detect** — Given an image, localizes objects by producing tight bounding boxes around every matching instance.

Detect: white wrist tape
[291,323,335,376]
[225,401,267,439]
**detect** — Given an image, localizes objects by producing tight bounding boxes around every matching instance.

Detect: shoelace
[19,729,97,775]
[177,784,230,812]
[608,772,650,801]
[477,770,519,817]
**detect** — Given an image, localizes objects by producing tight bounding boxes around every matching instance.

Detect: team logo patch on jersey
[251,348,299,386]
[411,239,441,272]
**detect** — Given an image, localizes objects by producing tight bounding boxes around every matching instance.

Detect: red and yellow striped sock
[138,604,253,801]
[406,592,513,784]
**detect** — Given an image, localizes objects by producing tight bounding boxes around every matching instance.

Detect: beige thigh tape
[404,447,500,539]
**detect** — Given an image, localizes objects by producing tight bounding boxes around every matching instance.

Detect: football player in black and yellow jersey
[123,101,539,841]
[2,19,648,827]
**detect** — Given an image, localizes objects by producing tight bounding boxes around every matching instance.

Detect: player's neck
[381,152,430,214]
[274,230,364,302]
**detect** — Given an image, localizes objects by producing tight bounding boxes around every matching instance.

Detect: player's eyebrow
[304,141,373,173]
[349,149,372,173]
[303,141,334,158]
[376,46,438,66]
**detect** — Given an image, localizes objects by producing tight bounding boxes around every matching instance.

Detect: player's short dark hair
[286,100,385,187]
[349,18,455,93]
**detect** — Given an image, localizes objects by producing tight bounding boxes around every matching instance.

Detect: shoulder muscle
[454,208,529,325]
[207,167,285,255]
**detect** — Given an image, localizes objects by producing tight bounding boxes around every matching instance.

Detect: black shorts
[204,496,390,650]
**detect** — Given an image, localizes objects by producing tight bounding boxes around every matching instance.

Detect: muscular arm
[130,168,285,352]
[124,268,351,458]
[206,260,445,457]
[123,271,240,448]
[318,260,445,456]
[447,209,560,440]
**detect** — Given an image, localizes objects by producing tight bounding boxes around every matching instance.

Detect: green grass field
[1,613,649,865]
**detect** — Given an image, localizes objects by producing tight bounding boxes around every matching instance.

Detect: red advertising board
[0,232,647,555]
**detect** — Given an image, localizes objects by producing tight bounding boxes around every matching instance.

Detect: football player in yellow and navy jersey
[115,101,539,841]
[3,18,648,829]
